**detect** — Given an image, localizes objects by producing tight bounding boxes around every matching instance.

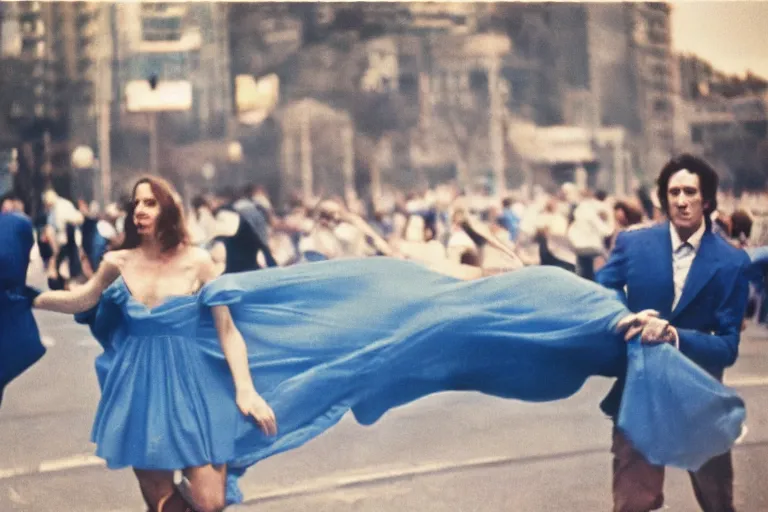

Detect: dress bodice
[109,277,202,337]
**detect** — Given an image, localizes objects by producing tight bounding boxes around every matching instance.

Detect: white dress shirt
[665,221,706,349]
[670,220,706,311]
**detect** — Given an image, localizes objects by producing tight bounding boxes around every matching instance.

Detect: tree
[347,91,413,202]
[430,93,490,188]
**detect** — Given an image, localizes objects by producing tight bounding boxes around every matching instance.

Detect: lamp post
[148,74,159,176]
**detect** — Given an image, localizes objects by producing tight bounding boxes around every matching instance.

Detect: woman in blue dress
[28,176,745,512]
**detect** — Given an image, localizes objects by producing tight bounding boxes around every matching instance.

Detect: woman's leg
[133,468,175,512]
[178,463,228,512]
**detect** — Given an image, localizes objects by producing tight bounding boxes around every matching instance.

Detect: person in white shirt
[567,190,615,280]
[41,189,85,288]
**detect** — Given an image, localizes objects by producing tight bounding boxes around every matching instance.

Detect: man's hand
[616,310,678,345]
[639,317,673,345]
[616,309,660,340]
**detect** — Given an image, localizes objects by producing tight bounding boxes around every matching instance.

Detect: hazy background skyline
[671,1,768,78]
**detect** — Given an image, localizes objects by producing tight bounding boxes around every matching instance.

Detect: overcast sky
[670,1,768,78]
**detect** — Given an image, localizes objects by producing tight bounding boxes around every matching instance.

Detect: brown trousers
[612,427,735,512]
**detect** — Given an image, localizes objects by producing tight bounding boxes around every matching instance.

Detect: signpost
[125,75,193,175]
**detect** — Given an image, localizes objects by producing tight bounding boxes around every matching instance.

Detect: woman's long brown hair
[121,175,189,253]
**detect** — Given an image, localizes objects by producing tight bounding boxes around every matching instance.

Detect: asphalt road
[2,297,768,511]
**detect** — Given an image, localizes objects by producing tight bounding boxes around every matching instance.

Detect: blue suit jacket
[596,221,751,417]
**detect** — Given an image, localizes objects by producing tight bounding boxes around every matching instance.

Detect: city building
[631,2,675,176]
[112,3,232,140]
[548,2,674,181]
[0,1,107,209]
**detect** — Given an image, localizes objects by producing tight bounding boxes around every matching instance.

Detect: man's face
[667,169,706,234]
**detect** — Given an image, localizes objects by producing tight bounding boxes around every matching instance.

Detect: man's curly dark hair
[656,154,719,217]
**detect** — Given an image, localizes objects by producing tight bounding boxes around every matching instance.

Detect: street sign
[236,73,279,125]
[125,80,193,113]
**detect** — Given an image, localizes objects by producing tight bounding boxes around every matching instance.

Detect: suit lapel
[652,223,675,317]
[670,230,721,320]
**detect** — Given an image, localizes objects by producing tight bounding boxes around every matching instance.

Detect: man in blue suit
[597,154,751,512]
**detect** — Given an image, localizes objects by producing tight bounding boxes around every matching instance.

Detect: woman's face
[133,183,161,237]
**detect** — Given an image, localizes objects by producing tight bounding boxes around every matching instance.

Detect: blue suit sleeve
[677,256,750,369]
[596,231,628,305]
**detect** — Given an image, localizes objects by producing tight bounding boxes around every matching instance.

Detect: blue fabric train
[73,258,746,505]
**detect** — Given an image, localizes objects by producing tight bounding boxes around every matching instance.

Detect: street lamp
[227,141,243,163]
[227,140,244,186]
[71,145,98,204]
[71,145,95,169]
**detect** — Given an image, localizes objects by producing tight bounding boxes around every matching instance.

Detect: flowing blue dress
[74,257,745,504]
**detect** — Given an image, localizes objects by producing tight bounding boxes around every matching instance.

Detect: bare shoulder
[186,245,213,266]
[102,248,131,269]
[186,245,218,282]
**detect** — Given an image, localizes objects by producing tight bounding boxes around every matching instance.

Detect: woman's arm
[462,216,524,267]
[210,304,277,436]
[33,257,120,314]
[198,252,277,436]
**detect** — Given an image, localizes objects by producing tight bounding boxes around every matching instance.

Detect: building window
[399,73,417,97]
[691,126,703,143]
[141,16,183,42]
[469,69,487,93]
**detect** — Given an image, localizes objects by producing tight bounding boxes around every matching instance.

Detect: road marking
[725,376,768,388]
[40,336,56,348]
[0,454,104,481]
[243,439,768,504]
[38,454,103,473]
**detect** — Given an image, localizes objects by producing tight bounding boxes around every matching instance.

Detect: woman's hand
[236,387,277,437]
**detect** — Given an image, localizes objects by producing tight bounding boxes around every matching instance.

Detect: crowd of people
[5,166,766,328]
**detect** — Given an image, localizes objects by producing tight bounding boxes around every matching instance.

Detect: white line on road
[725,376,768,388]
[0,454,103,481]
[37,454,103,473]
[241,452,598,504]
